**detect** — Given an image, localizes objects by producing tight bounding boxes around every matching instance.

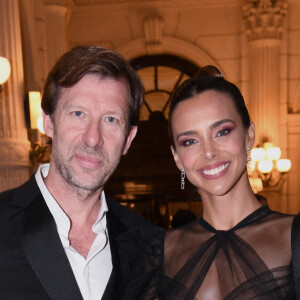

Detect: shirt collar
[35,163,109,245]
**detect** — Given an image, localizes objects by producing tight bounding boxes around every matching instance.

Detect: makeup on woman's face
[177,118,236,148]
[171,90,253,196]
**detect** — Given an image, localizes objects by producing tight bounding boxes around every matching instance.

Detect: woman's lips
[199,162,230,179]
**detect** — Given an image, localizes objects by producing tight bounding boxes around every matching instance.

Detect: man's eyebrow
[210,119,234,130]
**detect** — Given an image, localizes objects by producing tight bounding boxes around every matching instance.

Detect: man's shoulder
[0,185,19,207]
[106,197,151,228]
[0,176,39,209]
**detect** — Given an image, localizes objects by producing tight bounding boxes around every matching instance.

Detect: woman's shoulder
[268,207,295,218]
[242,206,295,241]
[264,207,295,230]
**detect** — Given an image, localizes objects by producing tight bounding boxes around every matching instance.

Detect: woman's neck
[200,176,262,231]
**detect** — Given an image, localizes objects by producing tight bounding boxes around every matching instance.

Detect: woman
[118,66,296,299]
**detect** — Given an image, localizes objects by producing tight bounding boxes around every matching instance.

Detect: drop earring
[181,169,185,190]
[246,147,251,164]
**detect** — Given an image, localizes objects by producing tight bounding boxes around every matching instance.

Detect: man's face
[44,75,137,192]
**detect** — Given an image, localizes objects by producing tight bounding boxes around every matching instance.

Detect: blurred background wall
[1,0,300,227]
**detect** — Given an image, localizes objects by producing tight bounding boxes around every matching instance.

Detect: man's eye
[107,116,117,123]
[73,111,83,117]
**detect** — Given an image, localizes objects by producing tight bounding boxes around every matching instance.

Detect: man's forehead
[56,75,130,114]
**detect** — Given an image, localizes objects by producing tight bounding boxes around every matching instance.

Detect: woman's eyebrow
[176,119,234,140]
[176,130,198,140]
[210,119,234,130]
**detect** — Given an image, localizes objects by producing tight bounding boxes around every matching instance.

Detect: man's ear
[246,121,255,150]
[122,126,138,155]
[171,146,183,171]
[43,113,54,138]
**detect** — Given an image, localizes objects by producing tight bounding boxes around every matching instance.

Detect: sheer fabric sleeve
[117,226,165,300]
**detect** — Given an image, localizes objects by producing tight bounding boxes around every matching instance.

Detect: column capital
[243,0,287,42]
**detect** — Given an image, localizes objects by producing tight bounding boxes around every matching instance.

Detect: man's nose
[82,119,103,147]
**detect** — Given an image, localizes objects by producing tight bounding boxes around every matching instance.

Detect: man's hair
[41,45,144,127]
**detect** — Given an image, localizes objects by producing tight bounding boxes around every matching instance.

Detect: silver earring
[181,169,185,189]
[246,147,251,163]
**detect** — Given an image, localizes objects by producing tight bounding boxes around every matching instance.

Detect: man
[0,46,149,299]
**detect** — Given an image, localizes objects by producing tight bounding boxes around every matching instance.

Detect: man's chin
[62,171,106,192]
[70,179,104,192]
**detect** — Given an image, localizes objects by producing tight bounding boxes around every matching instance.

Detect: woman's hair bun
[196,65,223,78]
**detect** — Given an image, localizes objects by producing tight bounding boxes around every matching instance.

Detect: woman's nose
[202,139,219,160]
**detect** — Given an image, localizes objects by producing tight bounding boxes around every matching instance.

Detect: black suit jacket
[0,176,150,300]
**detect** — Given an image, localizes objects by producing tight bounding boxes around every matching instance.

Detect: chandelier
[248,142,291,193]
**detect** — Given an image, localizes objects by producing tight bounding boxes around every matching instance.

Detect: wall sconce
[24,91,51,166]
[248,142,291,191]
[0,56,11,91]
[27,91,44,133]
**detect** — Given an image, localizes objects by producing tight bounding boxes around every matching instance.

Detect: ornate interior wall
[0,0,300,222]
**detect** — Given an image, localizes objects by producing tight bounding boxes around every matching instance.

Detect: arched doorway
[105,54,203,227]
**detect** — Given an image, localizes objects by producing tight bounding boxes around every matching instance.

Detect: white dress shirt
[35,164,113,300]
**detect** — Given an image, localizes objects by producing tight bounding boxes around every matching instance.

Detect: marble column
[43,0,68,70]
[0,0,31,191]
[243,0,288,212]
[19,0,48,92]
[243,0,287,146]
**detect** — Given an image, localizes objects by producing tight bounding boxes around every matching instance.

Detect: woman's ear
[246,121,255,150]
[171,146,183,171]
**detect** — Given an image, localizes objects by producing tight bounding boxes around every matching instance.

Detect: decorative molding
[74,0,170,4]
[143,17,164,55]
[44,0,68,5]
[243,0,287,41]
[0,139,31,167]
[291,79,300,113]
[287,114,300,135]
[116,36,224,77]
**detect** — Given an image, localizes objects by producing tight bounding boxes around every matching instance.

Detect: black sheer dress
[118,206,296,299]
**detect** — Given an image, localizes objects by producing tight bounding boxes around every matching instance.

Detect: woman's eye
[181,139,197,147]
[216,128,231,137]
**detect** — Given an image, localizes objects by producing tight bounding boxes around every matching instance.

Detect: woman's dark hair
[42,45,144,128]
[168,65,250,147]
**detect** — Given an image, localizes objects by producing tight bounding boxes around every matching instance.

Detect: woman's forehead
[173,91,238,118]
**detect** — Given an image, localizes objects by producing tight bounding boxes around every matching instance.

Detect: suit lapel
[9,177,83,300]
[102,205,128,300]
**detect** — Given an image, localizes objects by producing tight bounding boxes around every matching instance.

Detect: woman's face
[171,90,254,197]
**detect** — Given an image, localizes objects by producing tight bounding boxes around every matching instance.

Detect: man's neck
[44,170,102,217]
[44,174,102,258]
